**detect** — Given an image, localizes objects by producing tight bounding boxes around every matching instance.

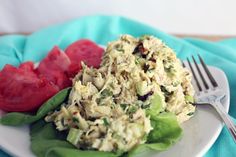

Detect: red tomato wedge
[19,61,35,71]
[65,39,104,77]
[0,39,104,112]
[0,63,59,112]
[37,46,72,89]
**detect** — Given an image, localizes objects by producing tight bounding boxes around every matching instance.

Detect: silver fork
[183,54,236,143]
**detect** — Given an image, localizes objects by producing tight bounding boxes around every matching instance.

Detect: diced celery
[136,81,149,96]
[185,95,194,103]
[146,93,164,116]
[66,128,81,145]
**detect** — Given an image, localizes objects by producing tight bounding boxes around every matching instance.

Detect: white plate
[0,65,230,157]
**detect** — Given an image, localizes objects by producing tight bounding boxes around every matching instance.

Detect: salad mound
[45,35,195,153]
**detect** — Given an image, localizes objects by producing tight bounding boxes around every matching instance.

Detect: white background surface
[0,0,236,35]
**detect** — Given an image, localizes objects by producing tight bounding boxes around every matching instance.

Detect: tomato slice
[0,64,59,112]
[0,39,103,112]
[19,61,35,71]
[65,39,104,77]
[37,46,72,89]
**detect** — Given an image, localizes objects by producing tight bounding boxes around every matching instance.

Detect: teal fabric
[0,15,235,157]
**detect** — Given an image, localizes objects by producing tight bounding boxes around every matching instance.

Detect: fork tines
[197,54,218,87]
[183,54,218,92]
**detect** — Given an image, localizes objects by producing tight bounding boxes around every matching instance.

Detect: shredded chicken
[45,35,195,152]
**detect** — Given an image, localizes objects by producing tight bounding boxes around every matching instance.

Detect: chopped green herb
[109,83,115,89]
[120,103,128,110]
[147,68,155,73]
[187,112,194,116]
[172,81,180,87]
[160,86,173,96]
[110,103,116,109]
[128,106,138,114]
[72,117,79,123]
[103,118,110,126]
[164,66,172,73]
[116,48,124,52]
[101,89,113,98]
[135,58,140,65]
[167,72,175,77]
[163,62,176,75]
[115,44,124,52]
[141,104,150,109]
[96,98,102,104]
[160,86,173,102]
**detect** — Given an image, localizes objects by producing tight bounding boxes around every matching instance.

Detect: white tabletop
[0,0,236,35]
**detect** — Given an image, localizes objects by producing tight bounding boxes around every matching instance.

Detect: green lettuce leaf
[0,87,71,126]
[30,120,120,157]
[128,112,182,156]
[1,87,182,157]
[29,112,182,157]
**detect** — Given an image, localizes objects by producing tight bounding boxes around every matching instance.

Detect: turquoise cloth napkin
[0,15,235,157]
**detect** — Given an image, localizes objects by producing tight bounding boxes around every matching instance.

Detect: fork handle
[213,101,236,143]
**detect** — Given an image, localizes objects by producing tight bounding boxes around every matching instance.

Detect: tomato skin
[0,39,103,112]
[65,39,104,77]
[0,64,59,112]
[37,46,72,89]
[19,61,35,71]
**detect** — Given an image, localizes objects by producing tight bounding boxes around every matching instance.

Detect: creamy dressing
[45,35,195,152]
